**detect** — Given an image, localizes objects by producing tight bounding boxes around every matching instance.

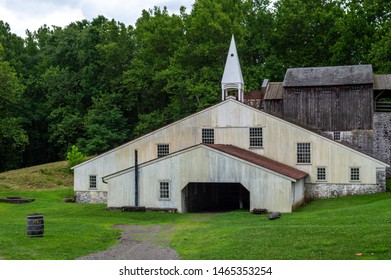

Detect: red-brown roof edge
[206,144,308,180]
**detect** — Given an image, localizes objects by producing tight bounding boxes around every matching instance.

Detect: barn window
[333,132,341,141]
[323,87,331,92]
[157,144,169,158]
[249,127,263,148]
[202,128,214,144]
[297,143,311,164]
[159,181,170,200]
[89,175,97,189]
[293,88,302,94]
[317,167,327,181]
[350,168,360,181]
[352,85,361,91]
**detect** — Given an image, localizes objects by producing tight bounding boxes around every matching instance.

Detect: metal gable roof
[264,82,283,100]
[206,144,308,180]
[374,74,391,90]
[283,65,373,87]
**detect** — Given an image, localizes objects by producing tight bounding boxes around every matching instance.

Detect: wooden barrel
[27,214,44,237]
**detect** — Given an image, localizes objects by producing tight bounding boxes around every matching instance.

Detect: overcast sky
[0,0,195,38]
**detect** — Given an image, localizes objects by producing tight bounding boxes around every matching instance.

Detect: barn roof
[283,65,373,87]
[264,82,283,100]
[206,144,308,180]
[374,74,391,90]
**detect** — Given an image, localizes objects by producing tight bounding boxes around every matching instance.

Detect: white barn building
[72,36,388,213]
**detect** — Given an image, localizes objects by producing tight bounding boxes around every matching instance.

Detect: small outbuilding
[103,144,307,213]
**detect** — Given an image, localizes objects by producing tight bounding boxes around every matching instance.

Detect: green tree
[66,145,87,168]
[77,95,129,155]
[164,0,249,113]
[330,0,391,66]
[270,0,343,78]
[0,45,28,171]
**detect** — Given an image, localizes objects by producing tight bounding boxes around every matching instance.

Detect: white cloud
[0,0,194,37]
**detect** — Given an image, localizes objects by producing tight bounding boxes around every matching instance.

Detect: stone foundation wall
[373,113,391,176]
[75,191,107,204]
[305,183,385,200]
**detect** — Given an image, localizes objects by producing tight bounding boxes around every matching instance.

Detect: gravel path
[76,224,180,260]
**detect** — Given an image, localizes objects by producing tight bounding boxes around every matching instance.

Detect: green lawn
[1,188,390,260]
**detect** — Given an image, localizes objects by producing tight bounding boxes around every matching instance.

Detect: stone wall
[75,191,107,204]
[321,130,374,156]
[373,113,391,176]
[305,183,385,200]
[320,112,391,177]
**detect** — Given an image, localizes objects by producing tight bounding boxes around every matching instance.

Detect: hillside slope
[0,161,73,191]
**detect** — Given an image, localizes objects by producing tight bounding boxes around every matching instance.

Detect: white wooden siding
[74,99,388,194]
[106,145,300,212]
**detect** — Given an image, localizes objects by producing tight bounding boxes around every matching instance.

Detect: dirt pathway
[76,224,179,260]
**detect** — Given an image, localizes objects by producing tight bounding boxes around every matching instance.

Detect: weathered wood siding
[283,85,373,130]
[263,100,284,117]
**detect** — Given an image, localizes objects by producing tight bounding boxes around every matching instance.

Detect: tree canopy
[0,0,390,171]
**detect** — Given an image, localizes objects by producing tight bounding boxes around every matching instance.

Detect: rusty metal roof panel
[244,89,263,100]
[206,144,308,180]
[283,65,373,87]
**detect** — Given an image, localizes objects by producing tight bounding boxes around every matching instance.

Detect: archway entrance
[181,183,250,213]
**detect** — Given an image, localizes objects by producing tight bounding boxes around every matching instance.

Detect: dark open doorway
[181,183,250,213]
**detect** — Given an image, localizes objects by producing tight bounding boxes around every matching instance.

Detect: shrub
[66,145,87,168]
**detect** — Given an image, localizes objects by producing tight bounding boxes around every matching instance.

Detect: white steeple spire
[221,35,244,102]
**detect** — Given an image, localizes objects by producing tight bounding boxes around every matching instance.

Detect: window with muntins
[157,144,169,158]
[249,127,263,148]
[317,167,327,181]
[333,131,341,141]
[202,128,214,144]
[350,168,360,181]
[89,175,97,189]
[293,88,302,93]
[297,143,311,164]
[159,181,170,200]
[352,85,361,91]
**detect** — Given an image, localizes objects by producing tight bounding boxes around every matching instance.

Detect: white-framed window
[297,143,311,164]
[159,181,170,200]
[202,128,214,144]
[317,167,327,181]
[333,131,341,141]
[350,167,360,181]
[157,144,169,158]
[249,127,263,148]
[89,175,97,189]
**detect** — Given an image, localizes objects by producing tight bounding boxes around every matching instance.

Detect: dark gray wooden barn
[260,65,391,176]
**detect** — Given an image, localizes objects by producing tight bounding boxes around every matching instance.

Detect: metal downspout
[135,149,139,206]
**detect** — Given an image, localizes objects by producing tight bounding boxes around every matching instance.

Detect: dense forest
[0,0,390,171]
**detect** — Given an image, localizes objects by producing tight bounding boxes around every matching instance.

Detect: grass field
[0,162,390,260]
